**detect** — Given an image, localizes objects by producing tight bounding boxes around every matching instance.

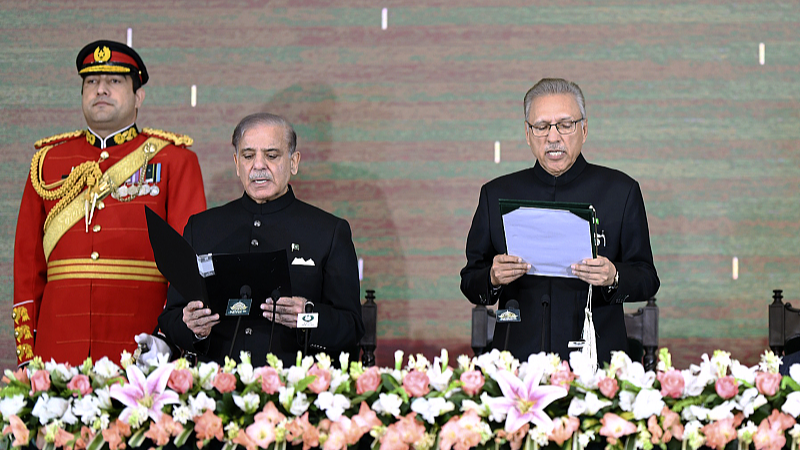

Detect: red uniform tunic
[13,125,206,366]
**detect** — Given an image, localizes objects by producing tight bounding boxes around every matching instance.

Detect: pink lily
[110,363,179,423]
[486,367,567,433]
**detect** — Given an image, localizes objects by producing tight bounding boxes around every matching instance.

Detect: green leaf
[671,396,703,413]
[128,426,147,448]
[293,375,317,393]
[625,435,637,450]
[42,442,55,450]
[618,380,642,394]
[334,378,352,395]
[174,425,193,447]
[87,430,106,450]
[381,373,401,390]
[782,376,800,392]
[349,390,376,405]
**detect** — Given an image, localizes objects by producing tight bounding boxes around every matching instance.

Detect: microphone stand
[541,294,550,353]
[267,288,281,355]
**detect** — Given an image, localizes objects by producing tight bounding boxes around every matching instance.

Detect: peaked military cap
[76,40,148,85]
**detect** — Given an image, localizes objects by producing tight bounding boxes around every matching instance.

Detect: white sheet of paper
[502,207,593,278]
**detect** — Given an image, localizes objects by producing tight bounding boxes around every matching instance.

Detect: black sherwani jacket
[159,186,364,366]
[460,154,659,364]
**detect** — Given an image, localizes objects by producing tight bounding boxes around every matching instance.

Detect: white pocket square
[291,257,315,267]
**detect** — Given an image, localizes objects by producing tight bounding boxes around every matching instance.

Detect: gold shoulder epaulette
[34,130,85,149]
[141,127,193,147]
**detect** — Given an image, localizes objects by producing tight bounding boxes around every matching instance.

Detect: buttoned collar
[85,123,139,149]
[240,185,296,214]
[532,153,588,186]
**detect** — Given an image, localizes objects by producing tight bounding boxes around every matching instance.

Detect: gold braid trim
[142,127,193,147]
[29,145,103,232]
[34,130,84,149]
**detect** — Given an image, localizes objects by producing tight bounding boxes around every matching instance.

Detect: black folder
[144,206,292,318]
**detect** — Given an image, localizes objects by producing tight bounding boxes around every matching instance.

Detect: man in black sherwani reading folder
[157,113,364,366]
[460,78,660,366]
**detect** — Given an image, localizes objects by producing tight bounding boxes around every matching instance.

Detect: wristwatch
[607,271,619,293]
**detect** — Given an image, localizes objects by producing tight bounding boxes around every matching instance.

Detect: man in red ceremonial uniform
[12,40,207,366]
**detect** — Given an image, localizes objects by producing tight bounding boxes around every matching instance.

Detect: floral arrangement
[2,348,800,450]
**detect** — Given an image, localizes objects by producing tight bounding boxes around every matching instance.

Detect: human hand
[571,256,616,287]
[490,254,531,286]
[182,301,219,338]
[261,296,306,328]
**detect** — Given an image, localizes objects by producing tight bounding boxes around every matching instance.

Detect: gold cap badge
[94,46,111,63]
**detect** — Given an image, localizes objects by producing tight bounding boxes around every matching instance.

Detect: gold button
[100,151,110,161]
[92,225,101,232]
[12,311,17,320]
[90,252,99,260]
[15,348,21,356]
[14,330,19,338]
[97,201,105,210]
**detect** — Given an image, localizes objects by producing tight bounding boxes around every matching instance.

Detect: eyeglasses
[526,118,584,137]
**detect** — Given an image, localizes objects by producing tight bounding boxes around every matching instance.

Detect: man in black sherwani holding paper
[460,78,660,366]
[159,113,364,366]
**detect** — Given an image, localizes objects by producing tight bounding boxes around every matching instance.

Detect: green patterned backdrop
[1,0,799,370]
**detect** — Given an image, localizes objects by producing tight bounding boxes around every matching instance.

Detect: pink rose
[167,368,193,394]
[214,372,237,394]
[459,370,485,396]
[307,364,332,394]
[402,370,430,397]
[756,372,783,397]
[549,361,575,389]
[356,366,381,395]
[598,376,620,399]
[656,369,684,399]
[715,376,738,400]
[29,370,51,394]
[67,374,93,396]
[255,367,284,395]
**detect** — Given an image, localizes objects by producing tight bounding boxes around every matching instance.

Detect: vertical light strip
[732,256,739,280]
[382,8,388,30]
[191,85,197,107]
[126,28,133,47]
[759,43,765,65]
[494,141,501,163]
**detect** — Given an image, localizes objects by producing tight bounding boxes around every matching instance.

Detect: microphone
[541,294,550,352]
[497,299,521,351]
[240,285,252,298]
[267,288,281,355]
[302,301,315,357]
[228,285,252,357]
